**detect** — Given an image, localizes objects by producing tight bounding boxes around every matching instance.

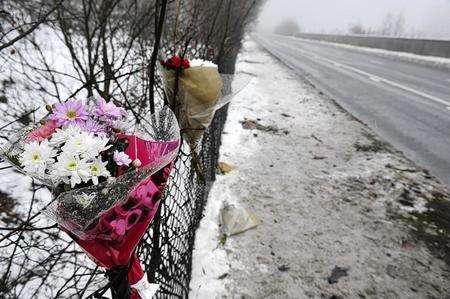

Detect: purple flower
[49,99,88,126]
[80,119,107,136]
[95,97,125,119]
[113,150,131,166]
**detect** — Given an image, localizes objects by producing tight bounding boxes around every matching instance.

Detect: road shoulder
[190,37,450,299]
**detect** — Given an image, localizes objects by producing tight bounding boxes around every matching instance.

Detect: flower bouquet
[160,56,236,149]
[1,98,180,299]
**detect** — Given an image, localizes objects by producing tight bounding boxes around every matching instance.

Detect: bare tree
[0,0,64,51]
[393,13,406,36]
[274,18,300,36]
[379,12,406,36]
[348,23,366,35]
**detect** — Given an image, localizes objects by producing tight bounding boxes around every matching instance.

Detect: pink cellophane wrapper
[41,107,180,298]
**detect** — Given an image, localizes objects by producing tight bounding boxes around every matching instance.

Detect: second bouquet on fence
[160,55,250,150]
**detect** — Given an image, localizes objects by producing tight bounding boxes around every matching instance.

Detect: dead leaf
[241,120,257,130]
[218,162,234,174]
[218,273,228,279]
[219,234,227,246]
[328,266,349,284]
[278,264,290,272]
[401,239,414,250]
[313,156,327,160]
[240,119,280,133]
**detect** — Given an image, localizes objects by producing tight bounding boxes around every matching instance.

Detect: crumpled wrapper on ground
[160,65,251,150]
[219,202,259,236]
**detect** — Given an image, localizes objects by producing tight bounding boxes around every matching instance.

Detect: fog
[258,0,450,39]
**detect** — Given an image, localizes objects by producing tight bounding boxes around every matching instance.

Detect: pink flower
[25,120,58,143]
[80,119,107,136]
[110,219,127,237]
[113,150,131,166]
[49,99,88,126]
[95,98,125,119]
[133,180,159,201]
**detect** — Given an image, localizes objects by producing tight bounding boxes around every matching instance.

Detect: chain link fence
[138,106,229,298]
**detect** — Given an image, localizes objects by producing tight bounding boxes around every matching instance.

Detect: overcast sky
[257,0,450,39]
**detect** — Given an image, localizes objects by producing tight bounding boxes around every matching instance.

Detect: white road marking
[268,38,450,108]
[295,48,450,107]
[380,78,450,107]
[370,76,381,82]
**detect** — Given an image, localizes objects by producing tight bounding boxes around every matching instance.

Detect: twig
[148,0,168,114]
[0,0,65,51]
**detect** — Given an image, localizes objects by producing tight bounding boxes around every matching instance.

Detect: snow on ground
[189,37,450,298]
[188,180,233,298]
[284,36,450,71]
[0,26,80,130]
[188,67,258,299]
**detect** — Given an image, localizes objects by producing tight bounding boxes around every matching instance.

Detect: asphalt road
[255,34,450,187]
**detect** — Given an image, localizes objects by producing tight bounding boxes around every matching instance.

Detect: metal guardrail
[295,33,450,58]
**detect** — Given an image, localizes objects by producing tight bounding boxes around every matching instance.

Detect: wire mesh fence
[138,106,229,298]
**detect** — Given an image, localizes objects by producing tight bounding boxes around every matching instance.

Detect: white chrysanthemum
[50,125,82,146]
[61,131,93,157]
[51,153,90,188]
[62,131,110,159]
[19,140,56,174]
[88,136,111,158]
[88,158,110,185]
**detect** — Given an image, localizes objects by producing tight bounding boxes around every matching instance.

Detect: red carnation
[161,55,190,70]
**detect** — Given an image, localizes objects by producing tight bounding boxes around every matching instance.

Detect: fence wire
[138,106,229,298]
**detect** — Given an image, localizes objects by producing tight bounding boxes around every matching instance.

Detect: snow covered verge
[189,37,450,298]
[287,36,450,71]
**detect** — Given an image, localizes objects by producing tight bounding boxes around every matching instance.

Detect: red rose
[160,55,190,70]
[182,58,190,69]
[170,55,181,68]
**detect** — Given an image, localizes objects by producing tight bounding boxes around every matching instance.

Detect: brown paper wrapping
[162,66,223,148]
